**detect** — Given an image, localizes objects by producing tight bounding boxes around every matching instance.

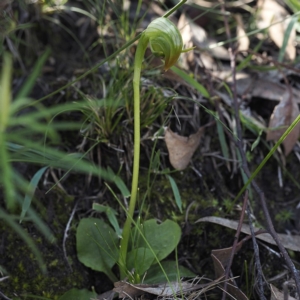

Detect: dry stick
[219,2,300,297]
[219,3,261,299]
[246,203,265,298]
[218,8,265,298]
[62,198,79,271]
[221,190,249,300]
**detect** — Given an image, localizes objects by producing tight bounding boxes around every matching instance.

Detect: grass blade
[20,166,48,223]
[0,53,16,210]
[216,115,230,160]
[234,113,300,203]
[171,66,210,98]
[15,48,51,99]
[167,175,182,213]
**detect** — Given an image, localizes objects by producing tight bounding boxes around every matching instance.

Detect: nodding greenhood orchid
[143,17,184,71]
[119,16,189,280]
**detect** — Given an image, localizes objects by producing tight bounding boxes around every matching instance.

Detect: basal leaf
[59,288,97,300]
[135,219,181,262]
[76,218,119,281]
[126,247,155,275]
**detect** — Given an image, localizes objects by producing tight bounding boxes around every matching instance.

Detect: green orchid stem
[163,0,187,17]
[118,36,148,279]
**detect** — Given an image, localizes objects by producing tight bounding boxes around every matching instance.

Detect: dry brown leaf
[95,290,116,300]
[211,254,249,300]
[165,127,204,170]
[214,70,300,104]
[266,91,300,155]
[270,284,297,300]
[196,216,300,252]
[178,13,194,67]
[179,10,229,61]
[211,242,244,268]
[257,0,296,60]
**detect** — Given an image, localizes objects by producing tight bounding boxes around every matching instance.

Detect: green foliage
[144,261,195,284]
[233,113,300,203]
[2,1,197,297]
[76,217,188,284]
[76,218,119,282]
[58,288,97,300]
[20,166,48,223]
[275,209,293,223]
[167,175,182,213]
[92,203,122,237]
[171,66,210,98]
[119,3,189,281]
[285,0,300,14]
[223,198,235,212]
[133,219,181,262]
[0,49,129,277]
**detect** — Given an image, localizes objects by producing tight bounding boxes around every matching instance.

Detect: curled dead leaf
[211,254,249,300]
[164,127,204,170]
[266,91,300,155]
[211,242,244,268]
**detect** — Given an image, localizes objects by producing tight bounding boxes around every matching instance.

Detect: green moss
[138,168,222,223]
[0,190,88,298]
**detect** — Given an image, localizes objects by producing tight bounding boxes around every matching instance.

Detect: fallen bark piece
[165,127,204,170]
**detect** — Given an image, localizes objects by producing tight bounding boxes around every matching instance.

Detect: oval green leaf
[76,218,119,280]
[135,219,181,262]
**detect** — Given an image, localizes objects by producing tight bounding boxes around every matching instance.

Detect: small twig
[220,1,300,297]
[246,204,266,299]
[221,190,249,300]
[63,198,79,271]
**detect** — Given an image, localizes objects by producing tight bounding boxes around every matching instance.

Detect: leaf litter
[112,276,230,299]
[256,0,296,60]
[196,216,300,252]
[164,127,205,170]
[266,91,300,155]
[270,283,297,300]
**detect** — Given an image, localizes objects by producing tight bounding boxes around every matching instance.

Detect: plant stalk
[118,36,148,279]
